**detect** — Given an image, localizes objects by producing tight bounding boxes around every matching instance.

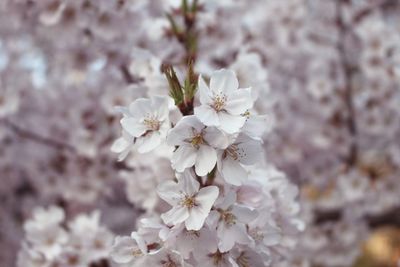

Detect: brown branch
[335,0,359,166]
[2,118,76,153]
[314,206,400,229]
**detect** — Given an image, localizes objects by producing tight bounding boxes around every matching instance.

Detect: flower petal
[121,117,147,137]
[225,88,253,115]
[203,126,229,149]
[171,145,197,172]
[194,105,220,127]
[217,112,246,134]
[157,181,182,206]
[210,69,238,94]
[136,131,162,153]
[198,75,213,105]
[195,145,217,176]
[221,157,248,186]
[161,206,189,226]
[180,170,200,196]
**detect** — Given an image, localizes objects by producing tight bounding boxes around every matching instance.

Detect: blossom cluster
[109,69,303,266]
[17,206,114,267]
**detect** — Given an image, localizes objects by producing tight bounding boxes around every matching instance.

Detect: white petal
[217,112,246,134]
[111,137,131,154]
[167,123,193,146]
[110,236,139,264]
[195,145,217,176]
[210,69,238,94]
[194,105,220,127]
[185,208,207,231]
[161,206,189,226]
[121,117,147,137]
[218,223,250,252]
[232,205,258,224]
[152,96,170,120]
[136,131,162,153]
[221,157,248,186]
[198,75,213,104]
[157,181,182,206]
[225,88,253,115]
[128,98,152,118]
[180,170,200,196]
[171,145,197,172]
[236,137,263,165]
[203,127,229,149]
[196,186,219,212]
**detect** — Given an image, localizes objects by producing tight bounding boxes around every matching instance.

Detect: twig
[2,118,76,153]
[335,0,359,166]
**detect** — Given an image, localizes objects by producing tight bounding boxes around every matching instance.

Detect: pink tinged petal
[157,181,182,206]
[221,157,248,186]
[185,208,207,231]
[128,98,152,118]
[152,96,170,120]
[167,124,193,146]
[111,137,131,154]
[110,236,139,264]
[217,112,246,134]
[194,105,220,127]
[243,114,274,138]
[136,132,162,153]
[195,145,217,176]
[131,232,148,254]
[196,186,219,212]
[210,69,238,94]
[180,171,200,196]
[203,127,229,149]
[180,115,205,132]
[121,117,147,137]
[161,206,190,226]
[237,139,263,165]
[198,75,213,104]
[263,225,282,246]
[224,88,253,115]
[218,190,237,210]
[217,223,250,252]
[171,145,197,172]
[185,186,219,230]
[232,205,258,224]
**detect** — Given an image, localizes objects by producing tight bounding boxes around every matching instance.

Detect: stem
[2,118,76,153]
[335,0,358,166]
[205,166,217,186]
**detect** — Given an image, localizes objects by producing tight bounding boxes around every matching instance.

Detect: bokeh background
[1,0,399,266]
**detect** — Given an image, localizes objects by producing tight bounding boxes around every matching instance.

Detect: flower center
[249,228,264,242]
[209,251,226,265]
[219,210,236,227]
[132,248,143,257]
[181,195,196,209]
[190,133,204,148]
[225,145,239,160]
[236,252,250,267]
[213,94,227,112]
[143,115,160,131]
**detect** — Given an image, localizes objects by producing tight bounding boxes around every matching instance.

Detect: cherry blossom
[157,170,219,230]
[194,69,253,134]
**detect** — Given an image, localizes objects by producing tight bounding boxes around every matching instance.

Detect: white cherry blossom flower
[121,96,172,153]
[110,130,134,161]
[207,191,257,252]
[194,69,254,134]
[217,133,263,185]
[110,234,147,265]
[167,115,228,176]
[157,170,219,231]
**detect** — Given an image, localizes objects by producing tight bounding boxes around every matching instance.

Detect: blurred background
[0,0,399,266]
